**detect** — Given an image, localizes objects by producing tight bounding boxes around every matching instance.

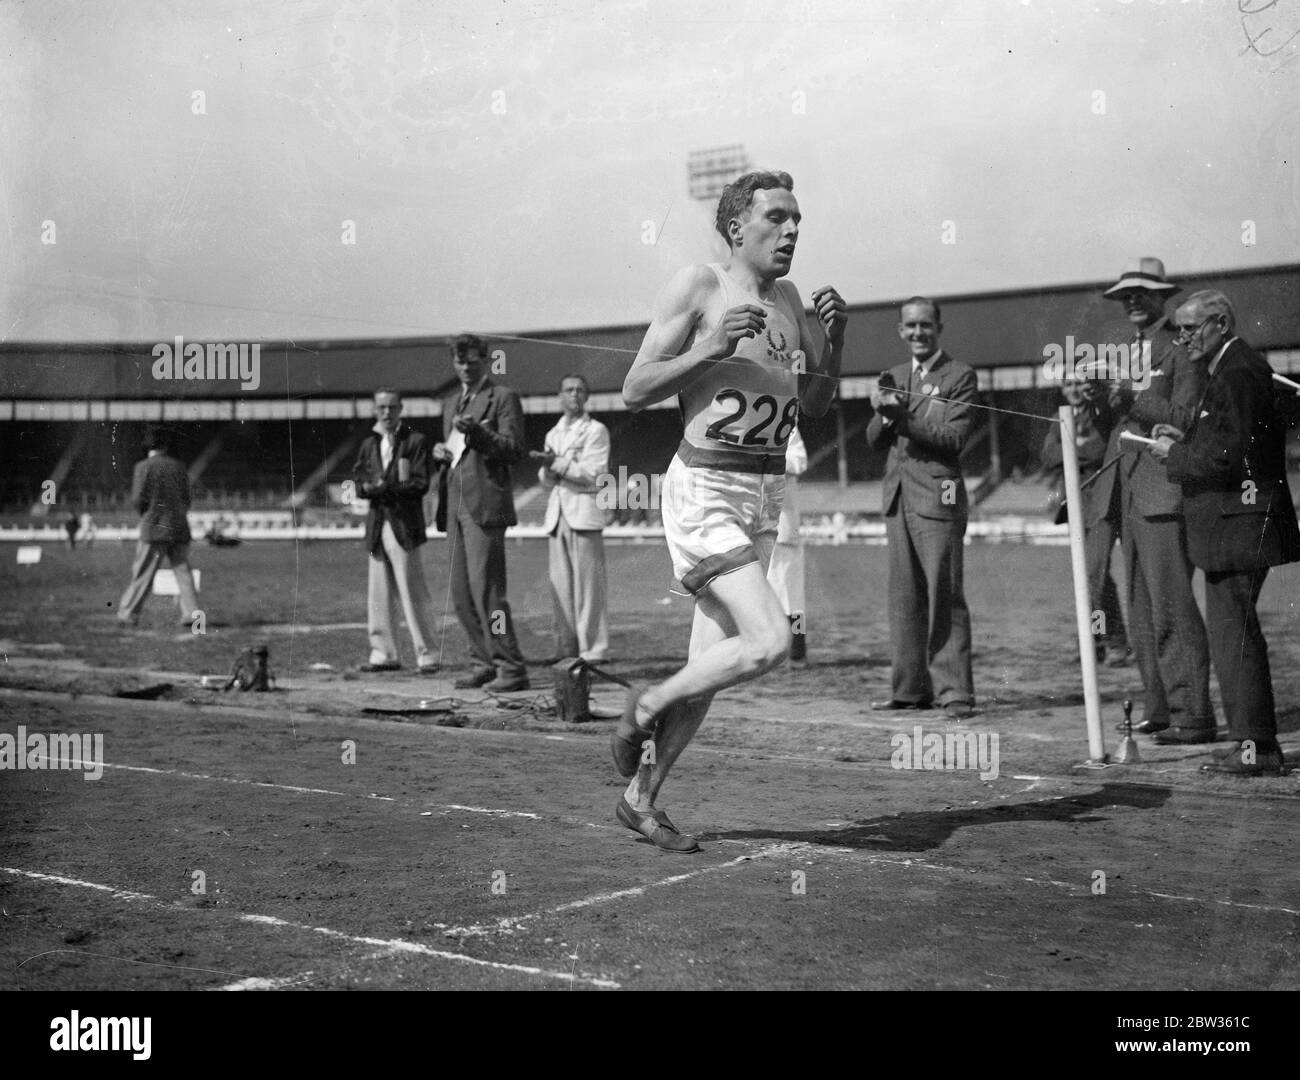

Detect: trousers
[1204,565,1277,747]
[118,539,200,625]
[548,516,609,661]
[1121,513,1213,728]
[367,522,438,666]
[886,500,974,706]
[447,495,527,678]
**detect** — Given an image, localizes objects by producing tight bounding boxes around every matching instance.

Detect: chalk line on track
[26,757,397,801]
[1,867,621,989]
[761,842,1300,918]
[43,754,610,827]
[440,842,802,939]
[439,804,540,819]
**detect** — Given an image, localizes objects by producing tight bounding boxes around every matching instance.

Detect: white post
[1058,405,1106,763]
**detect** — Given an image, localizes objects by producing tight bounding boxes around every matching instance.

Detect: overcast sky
[2,0,1296,346]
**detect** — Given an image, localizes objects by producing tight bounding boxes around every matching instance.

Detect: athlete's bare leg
[622,560,789,811]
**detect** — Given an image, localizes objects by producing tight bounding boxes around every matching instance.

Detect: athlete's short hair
[373,387,402,403]
[559,373,589,391]
[900,295,942,323]
[715,171,794,247]
[453,333,488,357]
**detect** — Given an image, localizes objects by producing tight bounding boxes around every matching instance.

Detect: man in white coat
[766,424,808,660]
[533,374,612,662]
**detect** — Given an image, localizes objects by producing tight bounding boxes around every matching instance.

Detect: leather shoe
[484,674,530,692]
[1115,718,1168,735]
[1152,726,1217,746]
[1201,746,1284,776]
[359,661,402,673]
[615,797,701,853]
[942,701,974,719]
[871,699,934,711]
[453,667,496,689]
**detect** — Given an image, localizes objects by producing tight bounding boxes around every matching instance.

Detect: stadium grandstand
[2,263,1297,539]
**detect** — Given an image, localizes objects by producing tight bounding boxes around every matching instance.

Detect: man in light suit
[867,297,977,718]
[434,334,530,692]
[532,373,611,663]
[353,387,439,674]
[1151,290,1300,775]
[1092,258,1213,743]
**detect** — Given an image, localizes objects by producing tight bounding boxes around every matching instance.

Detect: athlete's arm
[623,265,766,412]
[785,281,846,419]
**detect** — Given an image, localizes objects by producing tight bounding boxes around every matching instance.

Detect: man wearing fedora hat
[1091,258,1213,742]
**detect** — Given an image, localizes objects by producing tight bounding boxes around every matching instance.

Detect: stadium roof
[2,263,1296,404]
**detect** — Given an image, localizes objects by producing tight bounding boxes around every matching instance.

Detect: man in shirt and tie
[434,334,530,692]
[532,373,612,663]
[1092,258,1213,743]
[867,297,977,719]
[353,388,439,674]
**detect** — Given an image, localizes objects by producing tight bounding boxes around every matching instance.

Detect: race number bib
[702,388,799,449]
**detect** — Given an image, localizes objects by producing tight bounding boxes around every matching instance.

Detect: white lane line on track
[777,844,1300,918]
[55,760,397,801]
[61,757,585,824]
[442,842,800,939]
[440,805,540,819]
[2,867,620,989]
[218,972,318,991]
[214,948,396,991]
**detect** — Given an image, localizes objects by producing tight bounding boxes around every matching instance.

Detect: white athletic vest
[679,264,802,457]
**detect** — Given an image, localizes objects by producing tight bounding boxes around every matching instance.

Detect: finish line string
[475,330,1068,425]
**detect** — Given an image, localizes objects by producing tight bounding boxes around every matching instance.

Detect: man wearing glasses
[1092,258,1213,744]
[1150,291,1300,776]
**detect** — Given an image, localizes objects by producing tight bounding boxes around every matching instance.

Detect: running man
[613,170,846,853]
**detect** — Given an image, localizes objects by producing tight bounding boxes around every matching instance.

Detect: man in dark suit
[353,388,439,674]
[1041,376,1128,665]
[1151,290,1300,776]
[1093,258,1213,742]
[867,297,977,719]
[434,334,529,692]
[117,425,202,628]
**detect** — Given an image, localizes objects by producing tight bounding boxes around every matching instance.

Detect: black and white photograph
[1,0,1297,1027]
